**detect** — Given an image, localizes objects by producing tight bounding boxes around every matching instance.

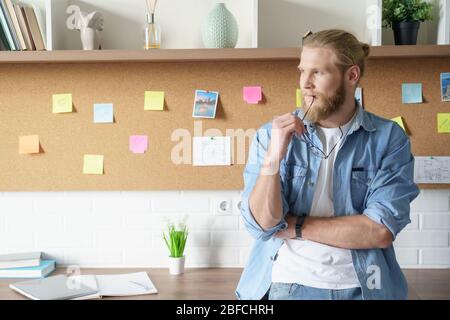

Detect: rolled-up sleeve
[240,126,289,241]
[363,126,420,240]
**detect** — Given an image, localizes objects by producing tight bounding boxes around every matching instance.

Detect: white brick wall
[0,189,449,269]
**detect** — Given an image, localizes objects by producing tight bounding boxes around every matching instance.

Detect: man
[236,29,420,300]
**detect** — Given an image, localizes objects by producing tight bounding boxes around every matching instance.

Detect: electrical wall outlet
[232,196,243,215]
[214,198,232,215]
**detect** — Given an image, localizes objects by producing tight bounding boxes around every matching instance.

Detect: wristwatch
[295,216,306,239]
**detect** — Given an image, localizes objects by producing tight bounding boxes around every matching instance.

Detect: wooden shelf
[0,45,449,64]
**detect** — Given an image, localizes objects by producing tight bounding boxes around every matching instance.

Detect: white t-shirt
[271,112,360,289]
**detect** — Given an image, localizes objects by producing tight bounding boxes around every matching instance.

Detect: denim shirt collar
[293,100,376,135]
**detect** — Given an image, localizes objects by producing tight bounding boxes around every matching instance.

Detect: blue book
[0,260,55,279]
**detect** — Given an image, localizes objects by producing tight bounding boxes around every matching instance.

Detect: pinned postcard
[192,90,219,119]
[441,73,450,102]
[402,83,423,104]
[355,87,363,108]
[19,135,40,154]
[53,94,73,113]
[83,155,104,175]
[144,91,165,110]
[192,136,231,166]
[296,89,302,108]
[414,156,450,184]
[437,113,450,133]
[243,86,262,104]
[94,103,114,123]
[130,135,148,154]
[391,116,407,133]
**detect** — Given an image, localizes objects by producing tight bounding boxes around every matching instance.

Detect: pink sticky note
[130,135,148,154]
[243,86,262,104]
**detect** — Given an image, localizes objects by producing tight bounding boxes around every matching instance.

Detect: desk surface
[0,268,449,300]
[0,268,241,300]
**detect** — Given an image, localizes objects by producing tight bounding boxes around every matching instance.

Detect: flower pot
[202,3,239,48]
[392,21,420,45]
[168,256,185,275]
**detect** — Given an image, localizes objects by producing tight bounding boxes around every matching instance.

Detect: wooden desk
[0,268,448,300]
[0,268,241,300]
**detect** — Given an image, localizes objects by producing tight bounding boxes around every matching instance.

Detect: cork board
[0,57,449,191]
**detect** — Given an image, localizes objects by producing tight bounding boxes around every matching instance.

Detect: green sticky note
[83,155,104,175]
[437,113,450,133]
[296,89,302,108]
[53,94,73,113]
[391,116,406,132]
[144,91,165,110]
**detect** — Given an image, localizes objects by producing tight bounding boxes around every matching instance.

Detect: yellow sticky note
[19,135,40,154]
[83,155,104,175]
[296,89,302,108]
[437,113,450,133]
[144,91,164,110]
[53,94,73,113]
[391,116,406,132]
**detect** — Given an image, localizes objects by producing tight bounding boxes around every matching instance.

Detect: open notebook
[10,272,158,300]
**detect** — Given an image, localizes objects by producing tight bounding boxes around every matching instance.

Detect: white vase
[80,27,101,50]
[168,256,185,275]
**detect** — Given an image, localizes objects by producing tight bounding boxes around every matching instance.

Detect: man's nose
[300,74,315,90]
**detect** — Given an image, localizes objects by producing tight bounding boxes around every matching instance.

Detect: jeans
[268,282,363,300]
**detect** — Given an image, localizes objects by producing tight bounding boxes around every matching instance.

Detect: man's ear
[347,65,361,85]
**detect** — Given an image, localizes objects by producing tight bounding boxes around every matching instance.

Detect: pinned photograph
[192,90,219,119]
[441,73,450,102]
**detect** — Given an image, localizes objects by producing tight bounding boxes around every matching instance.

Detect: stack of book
[0,0,46,51]
[0,252,55,278]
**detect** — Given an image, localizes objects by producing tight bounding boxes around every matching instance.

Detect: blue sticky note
[402,83,423,104]
[94,103,114,123]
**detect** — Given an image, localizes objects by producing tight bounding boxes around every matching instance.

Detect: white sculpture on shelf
[66,5,104,50]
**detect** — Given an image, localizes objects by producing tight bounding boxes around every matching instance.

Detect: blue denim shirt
[236,102,420,300]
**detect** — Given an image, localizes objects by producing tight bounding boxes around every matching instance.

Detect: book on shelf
[0,0,46,50]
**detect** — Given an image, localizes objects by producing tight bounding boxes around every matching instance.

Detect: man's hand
[266,113,306,168]
[274,214,297,239]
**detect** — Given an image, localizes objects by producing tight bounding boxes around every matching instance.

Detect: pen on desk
[129,280,150,291]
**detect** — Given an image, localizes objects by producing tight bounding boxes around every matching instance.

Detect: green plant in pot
[163,218,188,275]
[382,0,433,45]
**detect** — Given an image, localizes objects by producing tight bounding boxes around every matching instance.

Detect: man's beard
[302,81,346,123]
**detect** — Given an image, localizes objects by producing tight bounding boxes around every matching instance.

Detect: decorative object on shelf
[77,11,104,50]
[202,3,239,48]
[66,5,103,50]
[163,217,188,275]
[382,0,434,45]
[144,0,161,49]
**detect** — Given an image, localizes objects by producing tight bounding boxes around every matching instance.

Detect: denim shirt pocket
[350,170,376,211]
[280,164,308,209]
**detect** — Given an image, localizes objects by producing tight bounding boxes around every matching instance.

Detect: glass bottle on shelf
[144,13,161,49]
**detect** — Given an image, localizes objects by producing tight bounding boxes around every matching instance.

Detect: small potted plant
[163,218,188,275]
[382,0,434,45]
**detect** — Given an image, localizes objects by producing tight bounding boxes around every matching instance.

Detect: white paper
[95,272,157,297]
[414,156,450,183]
[193,136,231,166]
[71,272,157,298]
